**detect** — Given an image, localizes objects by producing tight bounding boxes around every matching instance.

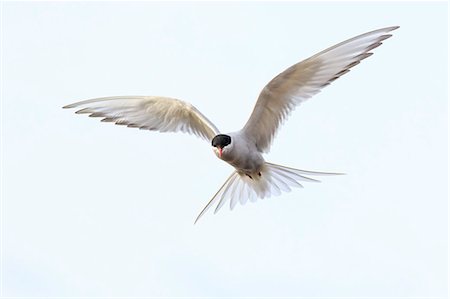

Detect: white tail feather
[194,163,344,223]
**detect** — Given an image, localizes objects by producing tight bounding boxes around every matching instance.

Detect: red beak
[218,147,223,157]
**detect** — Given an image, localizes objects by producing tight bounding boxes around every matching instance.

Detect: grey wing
[242,26,399,153]
[63,96,220,142]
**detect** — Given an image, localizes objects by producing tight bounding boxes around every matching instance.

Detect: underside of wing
[63,96,220,142]
[243,26,399,153]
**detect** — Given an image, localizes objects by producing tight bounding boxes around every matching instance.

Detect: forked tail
[194,162,343,223]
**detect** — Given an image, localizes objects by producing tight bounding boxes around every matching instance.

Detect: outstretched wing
[63,96,220,142]
[242,26,399,153]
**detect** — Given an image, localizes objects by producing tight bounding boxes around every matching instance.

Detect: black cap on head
[212,134,231,148]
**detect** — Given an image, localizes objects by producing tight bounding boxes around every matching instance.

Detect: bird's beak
[218,147,223,158]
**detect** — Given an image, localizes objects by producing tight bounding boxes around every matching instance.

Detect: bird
[63,26,399,223]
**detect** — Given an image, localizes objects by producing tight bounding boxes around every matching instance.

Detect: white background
[1,1,448,297]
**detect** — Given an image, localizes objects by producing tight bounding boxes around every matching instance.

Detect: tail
[194,162,343,223]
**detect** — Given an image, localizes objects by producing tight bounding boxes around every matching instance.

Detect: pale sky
[1,1,448,298]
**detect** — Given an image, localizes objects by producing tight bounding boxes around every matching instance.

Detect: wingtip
[63,102,81,109]
[387,25,400,32]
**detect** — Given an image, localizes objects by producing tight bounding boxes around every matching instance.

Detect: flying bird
[64,26,399,223]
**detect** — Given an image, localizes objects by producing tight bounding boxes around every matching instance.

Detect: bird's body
[64,26,399,222]
[216,132,264,176]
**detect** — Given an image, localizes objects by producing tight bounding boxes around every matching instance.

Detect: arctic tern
[64,26,398,223]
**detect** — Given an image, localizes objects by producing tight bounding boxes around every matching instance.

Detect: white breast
[219,132,265,174]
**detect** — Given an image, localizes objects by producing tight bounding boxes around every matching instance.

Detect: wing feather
[64,96,220,142]
[242,26,399,153]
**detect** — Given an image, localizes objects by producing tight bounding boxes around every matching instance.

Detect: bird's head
[211,134,232,159]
